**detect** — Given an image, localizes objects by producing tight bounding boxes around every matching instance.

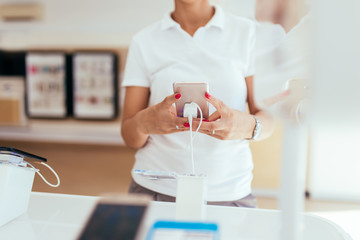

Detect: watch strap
[250,116,262,140]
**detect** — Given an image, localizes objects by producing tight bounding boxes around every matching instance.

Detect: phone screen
[78,203,147,240]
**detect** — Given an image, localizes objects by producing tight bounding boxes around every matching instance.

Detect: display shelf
[0,118,124,146]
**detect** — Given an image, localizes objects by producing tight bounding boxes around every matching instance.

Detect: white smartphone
[173,82,209,119]
[77,194,151,240]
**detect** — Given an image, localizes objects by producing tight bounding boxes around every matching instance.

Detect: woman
[121,0,274,207]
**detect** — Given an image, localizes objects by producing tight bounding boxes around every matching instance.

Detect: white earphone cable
[187,102,203,175]
[191,103,203,143]
[189,116,195,175]
[27,161,60,188]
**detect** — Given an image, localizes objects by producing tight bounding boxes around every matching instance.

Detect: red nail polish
[205,92,211,99]
[203,119,209,122]
[183,123,190,127]
[175,94,181,99]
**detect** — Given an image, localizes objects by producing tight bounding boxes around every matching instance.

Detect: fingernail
[175,93,181,99]
[205,92,211,99]
[183,123,190,127]
[203,119,209,122]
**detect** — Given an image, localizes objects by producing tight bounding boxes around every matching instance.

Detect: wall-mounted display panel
[0,77,26,126]
[72,52,118,120]
[0,51,26,76]
[25,53,68,118]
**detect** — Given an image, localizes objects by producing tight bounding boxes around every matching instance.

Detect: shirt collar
[207,5,225,30]
[161,4,225,31]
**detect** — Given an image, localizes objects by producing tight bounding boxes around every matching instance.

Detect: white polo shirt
[122,5,256,201]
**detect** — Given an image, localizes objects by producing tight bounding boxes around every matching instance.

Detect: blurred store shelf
[0,118,124,145]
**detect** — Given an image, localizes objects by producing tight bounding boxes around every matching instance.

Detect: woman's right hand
[136,93,189,135]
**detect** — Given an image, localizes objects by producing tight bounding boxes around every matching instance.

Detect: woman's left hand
[192,93,256,140]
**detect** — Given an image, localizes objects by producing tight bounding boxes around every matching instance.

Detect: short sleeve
[122,38,150,87]
[246,23,256,77]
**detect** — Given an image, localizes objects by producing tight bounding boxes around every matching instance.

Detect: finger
[190,120,207,130]
[191,121,224,132]
[163,93,181,107]
[198,129,223,139]
[169,119,189,133]
[198,129,214,135]
[208,111,221,122]
[169,128,189,134]
[172,127,189,132]
[193,113,226,130]
[170,105,177,115]
[171,116,189,127]
[205,92,227,114]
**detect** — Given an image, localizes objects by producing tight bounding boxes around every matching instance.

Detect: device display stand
[0,148,60,227]
[0,160,36,227]
[279,121,308,240]
[175,174,207,221]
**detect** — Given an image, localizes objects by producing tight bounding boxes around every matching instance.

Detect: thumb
[163,93,181,107]
[208,111,221,122]
[205,92,226,114]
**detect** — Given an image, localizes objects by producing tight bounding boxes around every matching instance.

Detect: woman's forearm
[121,110,149,149]
[245,76,275,141]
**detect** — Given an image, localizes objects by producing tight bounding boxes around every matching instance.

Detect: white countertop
[0,192,353,240]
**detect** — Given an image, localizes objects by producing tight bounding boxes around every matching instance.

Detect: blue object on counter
[146,220,220,240]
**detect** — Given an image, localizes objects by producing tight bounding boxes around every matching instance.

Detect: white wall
[0,0,255,48]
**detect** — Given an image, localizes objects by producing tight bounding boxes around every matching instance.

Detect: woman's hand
[136,93,189,135]
[122,87,191,149]
[192,93,256,140]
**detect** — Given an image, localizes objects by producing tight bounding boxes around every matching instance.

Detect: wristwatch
[250,116,262,140]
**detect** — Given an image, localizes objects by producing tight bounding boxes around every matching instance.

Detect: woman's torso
[123,6,256,201]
